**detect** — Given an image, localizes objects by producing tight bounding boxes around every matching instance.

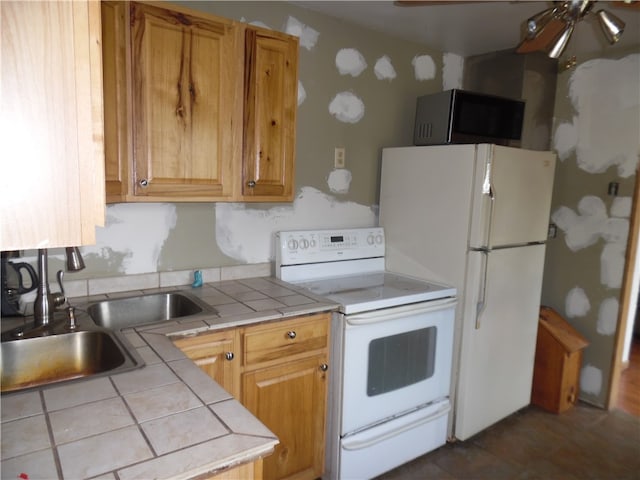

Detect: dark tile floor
[376,403,640,480]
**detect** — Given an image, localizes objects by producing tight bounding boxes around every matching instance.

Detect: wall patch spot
[298,80,306,106]
[610,196,632,218]
[597,297,619,335]
[442,53,464,90]
[336,48,367,77]
[215,187,376,264]
[553,195,629,289]
[82,203,177,274]
[327,168,352,194]
[329,92,365,123]
[580,364,603,396]
[284,16,319,50]
[565,286,590,318]
[552,54,640,178]
[412,54,436,81]
[374,55,396,81]
[601,242,626,288]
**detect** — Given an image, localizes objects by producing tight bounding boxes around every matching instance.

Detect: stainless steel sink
[0,330,142,393]
[87,292,212,330]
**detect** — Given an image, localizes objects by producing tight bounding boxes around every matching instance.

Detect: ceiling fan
[396,0,636,58]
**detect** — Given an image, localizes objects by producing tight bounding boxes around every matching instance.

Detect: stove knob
[288,239,298,250]
[310,239,317,248]
[367,234,375,245]
[300,239,310,249]
[376,234,383,244]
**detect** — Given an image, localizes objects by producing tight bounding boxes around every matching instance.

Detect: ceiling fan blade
[611,1,640,9]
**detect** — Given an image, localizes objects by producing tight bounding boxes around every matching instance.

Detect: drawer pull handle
[286,330,296,339]
[139,179,149,187]
[225,352,234,361]
[319,363,328,372]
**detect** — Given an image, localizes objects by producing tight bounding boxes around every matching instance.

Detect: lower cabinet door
[242,355,328,480]
[173,330,240,398]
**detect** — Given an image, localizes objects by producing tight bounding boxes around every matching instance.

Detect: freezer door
[454,244,545,441]
[469,145,556,249]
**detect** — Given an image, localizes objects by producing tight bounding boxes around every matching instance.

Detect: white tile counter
[1,276,339,480]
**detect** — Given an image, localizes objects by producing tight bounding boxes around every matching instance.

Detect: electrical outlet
[334,147,346,168]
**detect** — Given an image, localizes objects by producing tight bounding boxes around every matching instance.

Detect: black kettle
[1,253,38,317]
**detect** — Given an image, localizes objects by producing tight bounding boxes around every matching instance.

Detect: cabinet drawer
[243,313,330,366]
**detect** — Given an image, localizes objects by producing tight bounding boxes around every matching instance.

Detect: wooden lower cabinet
[173,329,240,398]
[243,354,328,480]
[173,313,330,480]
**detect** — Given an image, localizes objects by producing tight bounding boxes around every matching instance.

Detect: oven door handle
[345,297,457,326]
[342,402,451,451]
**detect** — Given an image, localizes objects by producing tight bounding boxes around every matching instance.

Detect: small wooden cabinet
[173,328,240,398]
[531,306,589,414]
[101,1,298,203]
[174,312,331,480]
[1,1,105,250]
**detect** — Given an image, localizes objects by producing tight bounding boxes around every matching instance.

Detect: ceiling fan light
[597,9,625,44]
[526,7,557,39]
[547,21,575,59]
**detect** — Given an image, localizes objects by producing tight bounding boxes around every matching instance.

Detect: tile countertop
[1,276,339,480]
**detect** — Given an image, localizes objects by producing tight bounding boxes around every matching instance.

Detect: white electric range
[275,227,457,480]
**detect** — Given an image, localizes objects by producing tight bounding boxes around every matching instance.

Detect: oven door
[341,297,456,435]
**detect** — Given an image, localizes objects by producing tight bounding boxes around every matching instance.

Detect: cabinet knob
[139,179,149,187]
[286,330,296,339]
[225,352,234,361]
[319,363,328,372]
[247,180,256,188]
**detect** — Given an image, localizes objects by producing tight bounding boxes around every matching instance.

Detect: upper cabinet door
[243,28,298,201]
[0,1,105,250]
[130,2,241,199]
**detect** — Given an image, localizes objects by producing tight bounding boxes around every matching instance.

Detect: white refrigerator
[379,144,556,441]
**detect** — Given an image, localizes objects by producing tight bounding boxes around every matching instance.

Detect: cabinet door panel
[130,2,240,198]
[243,28,297,200]
[1,1,104,249]
[243,355,327,480]
[102,1,129,201]
[173,330,239,398]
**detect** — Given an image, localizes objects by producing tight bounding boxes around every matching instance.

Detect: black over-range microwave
[413,89,525,146]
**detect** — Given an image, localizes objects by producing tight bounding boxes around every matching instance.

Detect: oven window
[367,327,437,396]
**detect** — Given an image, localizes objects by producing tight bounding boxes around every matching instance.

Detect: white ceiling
[292,1,640,58]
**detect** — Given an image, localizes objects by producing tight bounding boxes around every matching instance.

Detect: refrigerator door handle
[476,250,489,329]
[481,161,496,250]
[485,184,496,250]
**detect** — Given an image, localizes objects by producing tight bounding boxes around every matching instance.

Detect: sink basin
[1,330,141,393]
[87,292,211,330]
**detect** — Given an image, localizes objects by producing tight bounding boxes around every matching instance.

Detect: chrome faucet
[33,247,85,327]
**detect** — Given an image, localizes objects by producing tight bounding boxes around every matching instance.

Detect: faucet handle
[54,270,67,307]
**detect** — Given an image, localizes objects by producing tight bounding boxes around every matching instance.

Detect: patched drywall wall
[541,50,640,407]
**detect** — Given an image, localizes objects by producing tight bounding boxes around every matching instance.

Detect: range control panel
[276,227,385,266]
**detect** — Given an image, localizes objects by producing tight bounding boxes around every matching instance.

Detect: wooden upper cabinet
[130,2,241,200]
[0,1,105,250]
[101,1,298,203]
[242,28,298,201]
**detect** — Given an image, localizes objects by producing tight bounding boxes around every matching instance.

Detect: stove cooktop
[293,271,456,314]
